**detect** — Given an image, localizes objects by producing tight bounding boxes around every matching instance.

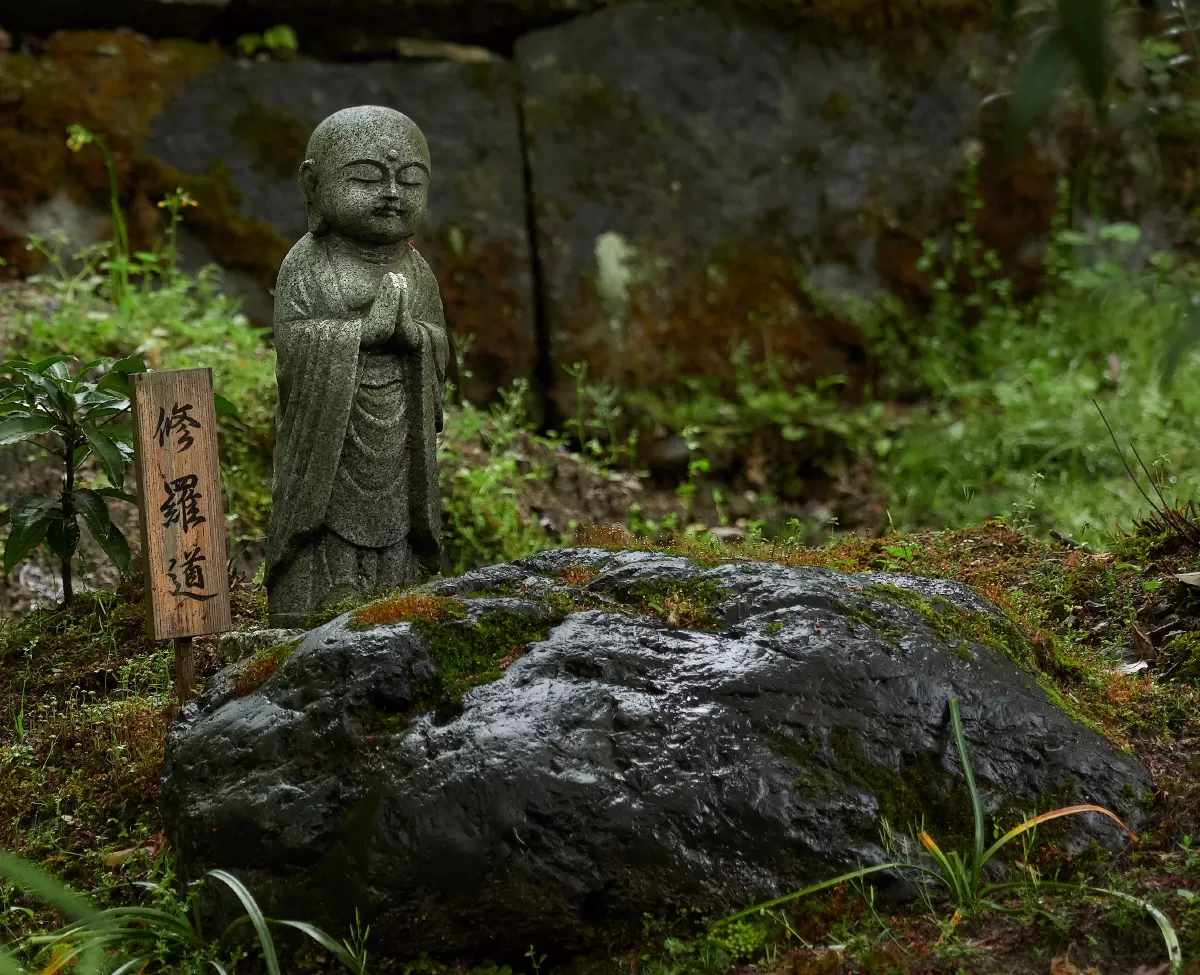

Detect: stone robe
[265,233,448,627]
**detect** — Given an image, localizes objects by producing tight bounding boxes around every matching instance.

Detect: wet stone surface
[161,548,1151,957]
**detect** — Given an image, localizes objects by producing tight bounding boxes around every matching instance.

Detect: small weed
[554,564,599,587]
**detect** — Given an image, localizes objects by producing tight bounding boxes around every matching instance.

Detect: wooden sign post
[130,368,231,702]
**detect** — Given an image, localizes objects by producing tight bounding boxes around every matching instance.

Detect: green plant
[65,126,132,315]
[0,355,147,603]
[439,379,553,573]
[1002,0,1112,148]
[15,252,274,545]
[153,188,200,283]
[675,426,708,522]
[718,700,1182,971]
[0,848,368,975]
[524,945,546,975]
[833,166,1200,543]
[236,25,299,58]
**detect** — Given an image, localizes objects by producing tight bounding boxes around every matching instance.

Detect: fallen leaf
[1064,550,1086,570]
[1174,571,1200,587]
[1132,624,1156,664]
[101,847,138,867]
[1049,957,1100,975]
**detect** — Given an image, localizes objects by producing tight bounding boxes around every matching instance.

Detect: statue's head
[299,105,431,243]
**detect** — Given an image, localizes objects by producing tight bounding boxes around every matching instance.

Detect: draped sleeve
[264,235,364,585]
[404,243,450,564]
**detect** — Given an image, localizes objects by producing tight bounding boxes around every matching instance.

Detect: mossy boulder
[161,548,1149,959]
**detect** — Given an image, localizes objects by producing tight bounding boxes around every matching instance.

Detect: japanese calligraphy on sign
[131,368,231,640]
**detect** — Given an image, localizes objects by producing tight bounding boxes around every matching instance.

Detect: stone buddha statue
[265,105,448,628]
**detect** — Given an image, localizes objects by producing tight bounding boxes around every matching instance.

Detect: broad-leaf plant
[0,355,147,604]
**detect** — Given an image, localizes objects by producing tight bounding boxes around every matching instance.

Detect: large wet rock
[161,548,1150,958]
[144,58,536,404]
[516,0,993,415]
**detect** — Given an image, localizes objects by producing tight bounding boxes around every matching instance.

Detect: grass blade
[948,699,986,895]
[982,805,1137,863]
[0,850,107,930]
[1086,887,1181,972]
[918,832,969,906]
[204,870,280,975]
[109,958,151,975]
[270,920,365,975]
[0,944,26,975]
[984,880,1180,972]
[720,862,927,924]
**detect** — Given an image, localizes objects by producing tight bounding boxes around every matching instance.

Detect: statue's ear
[299,160,329,235]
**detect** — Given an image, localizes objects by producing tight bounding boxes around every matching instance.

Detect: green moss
[820,91,853,121]
[412,608,558,710]
[1159,631,1200,682]
[305,594,367,629]
[868,583,1033,667]
[621,576,728,629]
[769,734,836,795]
[829,726,976,846]
[462,583,518,598]
[951,642,976,662]
[354,707,413,738]
[836,599,907,644]
[228,102,310,181]
[230,639,300,698]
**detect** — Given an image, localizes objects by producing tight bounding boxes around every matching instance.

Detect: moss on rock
[829,726,974,840]
[230,639,300,698]
[411,607,559,712]
[624,576,727,629]
[0,32,221,272]
[350,593,469,629]
[869,582,1034,667]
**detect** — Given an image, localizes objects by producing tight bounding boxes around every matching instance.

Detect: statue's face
[308,125,429,244]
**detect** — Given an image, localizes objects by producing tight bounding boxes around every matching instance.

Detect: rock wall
[517,1,985,413]
[0,1,1180,415]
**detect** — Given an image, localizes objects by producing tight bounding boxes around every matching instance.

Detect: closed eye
[342,160,386,182]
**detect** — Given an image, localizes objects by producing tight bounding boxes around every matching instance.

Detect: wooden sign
[130,368,232,642]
